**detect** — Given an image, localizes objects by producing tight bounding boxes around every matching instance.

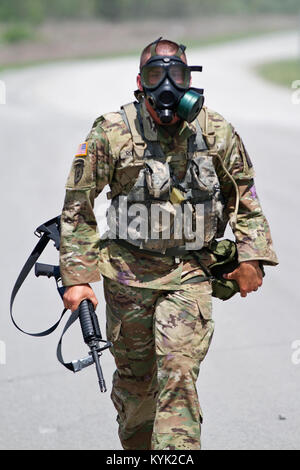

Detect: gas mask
[140,39,204,124]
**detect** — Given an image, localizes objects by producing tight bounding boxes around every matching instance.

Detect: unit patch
[74,159,84,184]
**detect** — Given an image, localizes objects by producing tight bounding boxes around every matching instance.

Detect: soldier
[60,38,278,450]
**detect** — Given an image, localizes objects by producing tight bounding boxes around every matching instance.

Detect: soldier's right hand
[63,283,98,312]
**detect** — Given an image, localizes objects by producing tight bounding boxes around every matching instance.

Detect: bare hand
[223,260,263,298]
[63,283,98,312]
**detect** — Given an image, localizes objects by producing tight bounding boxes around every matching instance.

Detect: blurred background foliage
[0,0,299,87]
[0,0,299,23]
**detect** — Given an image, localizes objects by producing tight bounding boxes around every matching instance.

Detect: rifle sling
[10,231,67,338]
[10,226,87,373]
[56,308,81,372]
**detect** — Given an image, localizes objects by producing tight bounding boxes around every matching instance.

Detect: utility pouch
[145,159,171,199]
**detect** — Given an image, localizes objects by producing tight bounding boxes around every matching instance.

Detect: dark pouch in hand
[197,239,265,301]
[208,239,240,300]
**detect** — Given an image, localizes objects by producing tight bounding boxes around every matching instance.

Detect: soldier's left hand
[223,260,263,298]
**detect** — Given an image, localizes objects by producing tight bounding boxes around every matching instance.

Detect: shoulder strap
[197,107,216,149]
[198,108,239,229]
[121,102,146,158]
[121,102,165,158]
[198,107,206,134]
[188,111,208,154]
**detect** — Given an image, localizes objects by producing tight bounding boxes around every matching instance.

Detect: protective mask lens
[169,64,190,89]
[141,66,166,89]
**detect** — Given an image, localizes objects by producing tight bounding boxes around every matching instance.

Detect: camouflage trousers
[103,276,215,450]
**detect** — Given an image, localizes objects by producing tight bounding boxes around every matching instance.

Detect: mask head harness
[140,37,204,124]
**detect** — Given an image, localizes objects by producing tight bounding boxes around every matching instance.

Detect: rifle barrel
[91,347,106,392]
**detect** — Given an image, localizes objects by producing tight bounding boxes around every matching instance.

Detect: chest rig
[105,102,226,254]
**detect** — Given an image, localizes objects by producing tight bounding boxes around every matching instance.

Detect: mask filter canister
[177,90,204,123]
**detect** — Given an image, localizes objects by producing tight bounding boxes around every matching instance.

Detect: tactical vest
[105,102,228,254]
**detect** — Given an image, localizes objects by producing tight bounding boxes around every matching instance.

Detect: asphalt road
[0,31,299,450]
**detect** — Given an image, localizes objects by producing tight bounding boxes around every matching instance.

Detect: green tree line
[0,0,299,23]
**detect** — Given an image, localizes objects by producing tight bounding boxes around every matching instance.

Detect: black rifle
[10,216,111,393]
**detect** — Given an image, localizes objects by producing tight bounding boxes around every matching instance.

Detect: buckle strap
[181,274,213,285]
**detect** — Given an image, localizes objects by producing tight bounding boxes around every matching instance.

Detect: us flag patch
[75,142,88,157]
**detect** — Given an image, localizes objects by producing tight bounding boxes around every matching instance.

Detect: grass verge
[257,58,300,88]
[0,23,36,44]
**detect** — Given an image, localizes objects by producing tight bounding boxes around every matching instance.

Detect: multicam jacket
[59,99,278,289]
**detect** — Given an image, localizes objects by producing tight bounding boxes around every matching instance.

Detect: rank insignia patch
[76,142,88,157]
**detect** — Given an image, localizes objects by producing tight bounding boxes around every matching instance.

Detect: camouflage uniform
[60,98,278,450]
